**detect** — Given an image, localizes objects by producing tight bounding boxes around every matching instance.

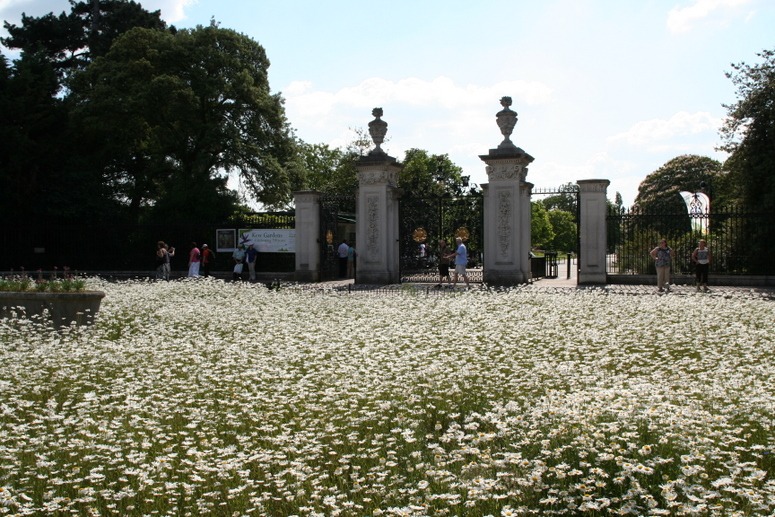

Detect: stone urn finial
[496,96,518,149]
[368,107,388,155]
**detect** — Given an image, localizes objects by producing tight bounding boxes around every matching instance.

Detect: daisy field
[1,279,773,516]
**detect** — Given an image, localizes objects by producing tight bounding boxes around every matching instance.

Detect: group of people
[231,244,259,281]
[650,238,711,292]
[435,237,470,289]
[337,240,356,279]
[185,242,215,278]
[155,241,176,280]
[156,241,219,280]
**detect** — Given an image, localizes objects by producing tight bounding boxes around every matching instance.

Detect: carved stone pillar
[355,108,402,284]
[577,179,610,284]
[293,190,320,282]
[480,97,535,286]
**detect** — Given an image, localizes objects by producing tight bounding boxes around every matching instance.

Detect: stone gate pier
[480,97,534,286]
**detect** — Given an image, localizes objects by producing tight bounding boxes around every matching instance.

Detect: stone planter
[0,291,105,328]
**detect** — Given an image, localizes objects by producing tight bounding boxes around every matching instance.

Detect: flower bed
[0,279,772,515]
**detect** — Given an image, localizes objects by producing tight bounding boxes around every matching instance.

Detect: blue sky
[3,0,774,207]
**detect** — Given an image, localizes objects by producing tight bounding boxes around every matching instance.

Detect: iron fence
[606,205,773,277]
[1,212,296,274]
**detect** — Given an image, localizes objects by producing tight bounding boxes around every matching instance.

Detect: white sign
[238,229,295,253]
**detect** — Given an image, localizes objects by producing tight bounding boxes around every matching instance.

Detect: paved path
[303,265,775,299]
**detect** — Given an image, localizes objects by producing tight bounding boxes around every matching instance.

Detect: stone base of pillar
[578,271,606,285]
[355,270,397,285]
[295,269,319,283]
[484,270,528,286]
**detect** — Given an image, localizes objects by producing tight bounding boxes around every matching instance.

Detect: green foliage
[1,3,299,225]
[296,140,359,197]
[67,24,297,220]
[1,0,167,86]
[634,155,724,213]
[540,182,578,214]
[546,209,577,252]
[400,149,469,197]
[531,202,554,249]
[0,276,85,292]
[720,47,775,212]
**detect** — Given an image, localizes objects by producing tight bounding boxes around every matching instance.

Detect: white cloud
[143,0,198,23]
[283,76,552,118]
[667,0,751,33]
[608,111,721,148]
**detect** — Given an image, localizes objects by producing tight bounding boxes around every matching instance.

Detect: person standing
[436,239,452,287]
[188,242,201,277]
[691,239,711,292]
[156,241,168,280]
[232,244,246,281]
[163,243,175,281]
[200,244,214,277]
[650,238,673,292]
[347,243,356,278]
[337,240,349,278]
[245,244,258,282]
[451,237,470,289]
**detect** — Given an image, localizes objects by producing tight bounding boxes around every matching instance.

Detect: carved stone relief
[497,190,512,258]
[366,195,380,261]
[358,168,398,186]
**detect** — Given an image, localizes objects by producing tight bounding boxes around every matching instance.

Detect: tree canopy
[0,2,300,225]
[2,0,167,87]
[68,24,300,220]
[634,155,724,213]
[719,47,775,212]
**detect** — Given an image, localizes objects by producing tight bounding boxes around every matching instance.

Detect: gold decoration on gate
[455,227,470,242]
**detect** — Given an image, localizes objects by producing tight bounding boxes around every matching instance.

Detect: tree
[633,155,724,214]
[720,47,775,212]
[399,149,468,197]
[68,24,300,222]
[296,141,358,198]
[540,182,578,214]
[2,0,167,88]
[546,210,577,252]
[531,202,554,249]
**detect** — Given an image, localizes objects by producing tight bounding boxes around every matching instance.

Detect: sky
[2,0,774,207]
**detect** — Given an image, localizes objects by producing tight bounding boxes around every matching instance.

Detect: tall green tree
[546,210,577,252]
[634,155,724,213]
[719,47,775,212]
[68,24,300,222]
[399,149,468,197]
[297,141,358,198]
[540,182,578,214]
[531,202,554,249]
[0,51,95,222]
[2,0,167,87]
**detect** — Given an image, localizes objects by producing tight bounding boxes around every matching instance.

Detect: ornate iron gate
[399,195,484,282]
[319,194,356,281]
[530,185,580,279]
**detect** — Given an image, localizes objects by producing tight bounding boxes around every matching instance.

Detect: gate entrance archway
[530,185,580,280]
[399,194,484,283]
[319,194,356,281]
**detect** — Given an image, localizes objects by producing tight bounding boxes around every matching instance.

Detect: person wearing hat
[201,244,215,277]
